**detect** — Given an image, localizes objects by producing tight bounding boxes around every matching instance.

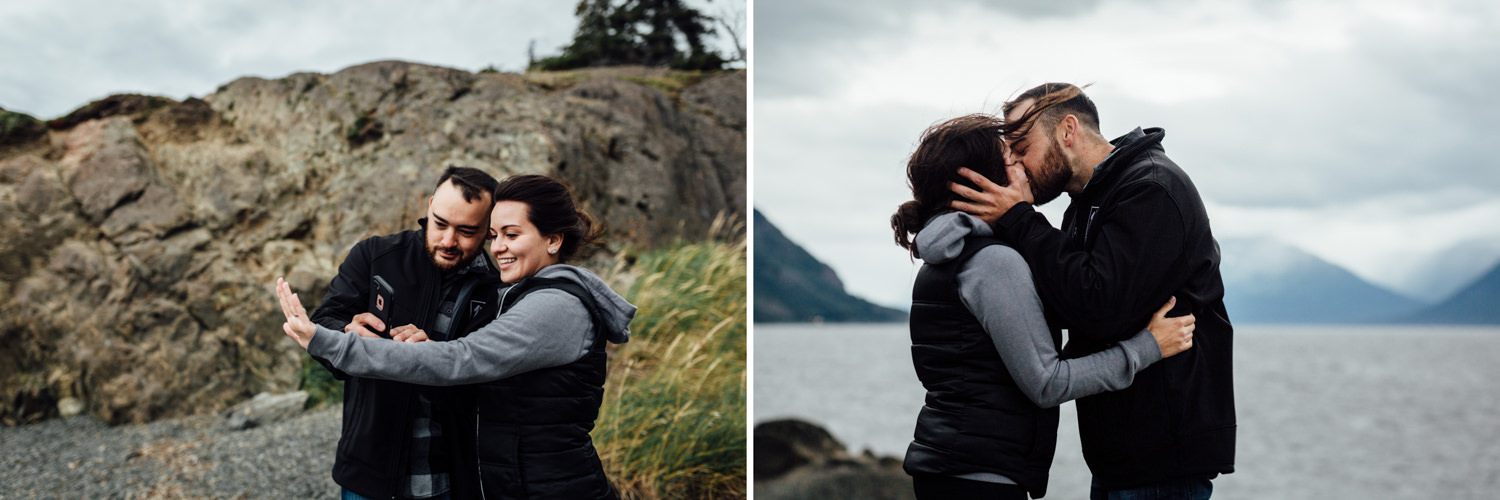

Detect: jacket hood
[534,264,635,344]
[1085,127,1165,197]
[913,212,994,265]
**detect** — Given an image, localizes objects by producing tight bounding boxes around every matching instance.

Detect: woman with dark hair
[893,114,1195,500]
[276,174,633,499]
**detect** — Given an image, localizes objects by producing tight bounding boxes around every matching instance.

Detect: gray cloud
[1,0,740,118]
[1140,8,1500,210]
[755,0,1500,304]
[754,0,1108,99]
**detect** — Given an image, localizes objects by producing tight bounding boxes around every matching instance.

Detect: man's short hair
[1002,83,1101,142]
[435,166,499,203]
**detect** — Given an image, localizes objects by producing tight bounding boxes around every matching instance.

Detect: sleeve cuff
[993,202,1035,233]
[1120,328,1164,366]
[307,324,346,359]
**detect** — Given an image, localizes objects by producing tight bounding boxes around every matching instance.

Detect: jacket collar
[1079,127,1165,200]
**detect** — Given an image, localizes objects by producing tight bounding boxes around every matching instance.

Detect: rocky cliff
[753,209,905,323]
[0,61,745,425]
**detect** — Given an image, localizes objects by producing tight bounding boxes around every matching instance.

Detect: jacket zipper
[397,259,439,499]
[475,281,515,500]
[475,411,485,500]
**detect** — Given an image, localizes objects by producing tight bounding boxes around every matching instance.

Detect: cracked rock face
[0,62,745,425]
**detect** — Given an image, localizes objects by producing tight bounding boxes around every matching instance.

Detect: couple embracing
[894,83,1235,499]
[273,168,633,499]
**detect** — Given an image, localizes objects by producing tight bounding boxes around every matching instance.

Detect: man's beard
[427,243,475,274]
[1028,140,1072,206]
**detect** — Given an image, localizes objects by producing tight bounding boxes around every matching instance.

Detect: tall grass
[298,353,343,409]
[596,224,747,499]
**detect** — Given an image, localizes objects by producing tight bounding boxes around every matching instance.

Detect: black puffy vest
[903,238,1061,498]
[469,277,618,499]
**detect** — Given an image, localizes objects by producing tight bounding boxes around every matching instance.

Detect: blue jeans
[340,489,375,500]
[1090,476,1213,500]
[341,489,450,500]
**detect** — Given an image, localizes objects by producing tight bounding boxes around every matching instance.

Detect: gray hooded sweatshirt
[914,212,1162,409]
[308,264,636,386]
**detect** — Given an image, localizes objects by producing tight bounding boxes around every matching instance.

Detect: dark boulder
[754,419,914,500]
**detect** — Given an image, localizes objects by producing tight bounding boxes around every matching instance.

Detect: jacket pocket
[337,380,368,458]
[1077,369,1174,462]
[956,406,1034,459]
[477,425,525,499]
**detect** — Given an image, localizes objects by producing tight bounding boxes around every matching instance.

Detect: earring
[548,248,557,255]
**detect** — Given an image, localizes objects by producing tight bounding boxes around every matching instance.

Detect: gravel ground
[0,405,342,499]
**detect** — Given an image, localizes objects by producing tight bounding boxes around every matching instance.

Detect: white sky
[0,0,746,119]
[754,0,1500,307]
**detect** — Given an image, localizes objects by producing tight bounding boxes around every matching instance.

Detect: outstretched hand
[949,164,1033,225]
[1147,297,1195,358]
[275,277,317,350]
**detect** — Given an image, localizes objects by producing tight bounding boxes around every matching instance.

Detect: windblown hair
[492,175,603,262]
[891,114,1009,259]
[1001,82,1100,145]
[436,166,500,203]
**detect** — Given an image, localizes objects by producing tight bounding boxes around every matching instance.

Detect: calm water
[753,323,1500,499]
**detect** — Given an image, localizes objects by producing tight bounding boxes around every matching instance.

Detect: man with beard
[949,83,1235,499]
[308,166,504,500]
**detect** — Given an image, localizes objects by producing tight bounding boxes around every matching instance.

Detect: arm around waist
[958,245,1162,408]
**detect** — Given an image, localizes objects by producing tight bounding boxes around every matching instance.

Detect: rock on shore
[754,419,913,500]
[0,62,745,426]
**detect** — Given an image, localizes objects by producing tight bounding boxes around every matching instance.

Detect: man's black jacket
[308,219,503,499]
[992,127,1235,487]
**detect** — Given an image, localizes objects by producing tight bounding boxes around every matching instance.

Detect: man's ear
[1057,115,1080,148]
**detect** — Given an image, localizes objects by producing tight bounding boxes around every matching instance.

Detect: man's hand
[391,325,430,343]
[344,313,387,339]
[275,277,317,350]
[949,164,1033,225]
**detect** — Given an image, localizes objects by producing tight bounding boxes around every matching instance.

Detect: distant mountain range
[750,215,1498,325]
[753,210,905,323]
[1220,238,1500,325]
[1399,263,1500,324]
[1392,237,1500,302]
[1218,238,1425,323]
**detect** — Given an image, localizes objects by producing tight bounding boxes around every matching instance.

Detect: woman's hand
[275,277,317,350]
[391,325,430,343]
[1148,297,1195,358]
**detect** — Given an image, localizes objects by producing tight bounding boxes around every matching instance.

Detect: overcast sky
[0,0,745,119]
[754,0,1500,308]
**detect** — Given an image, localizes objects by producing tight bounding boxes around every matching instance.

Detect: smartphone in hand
[369,275,395,338]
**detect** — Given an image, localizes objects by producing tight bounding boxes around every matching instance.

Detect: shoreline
[0,405,341,498]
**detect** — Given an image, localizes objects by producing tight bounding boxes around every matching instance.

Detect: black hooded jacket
[308,219,503,499]
[992,127,1235,487]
